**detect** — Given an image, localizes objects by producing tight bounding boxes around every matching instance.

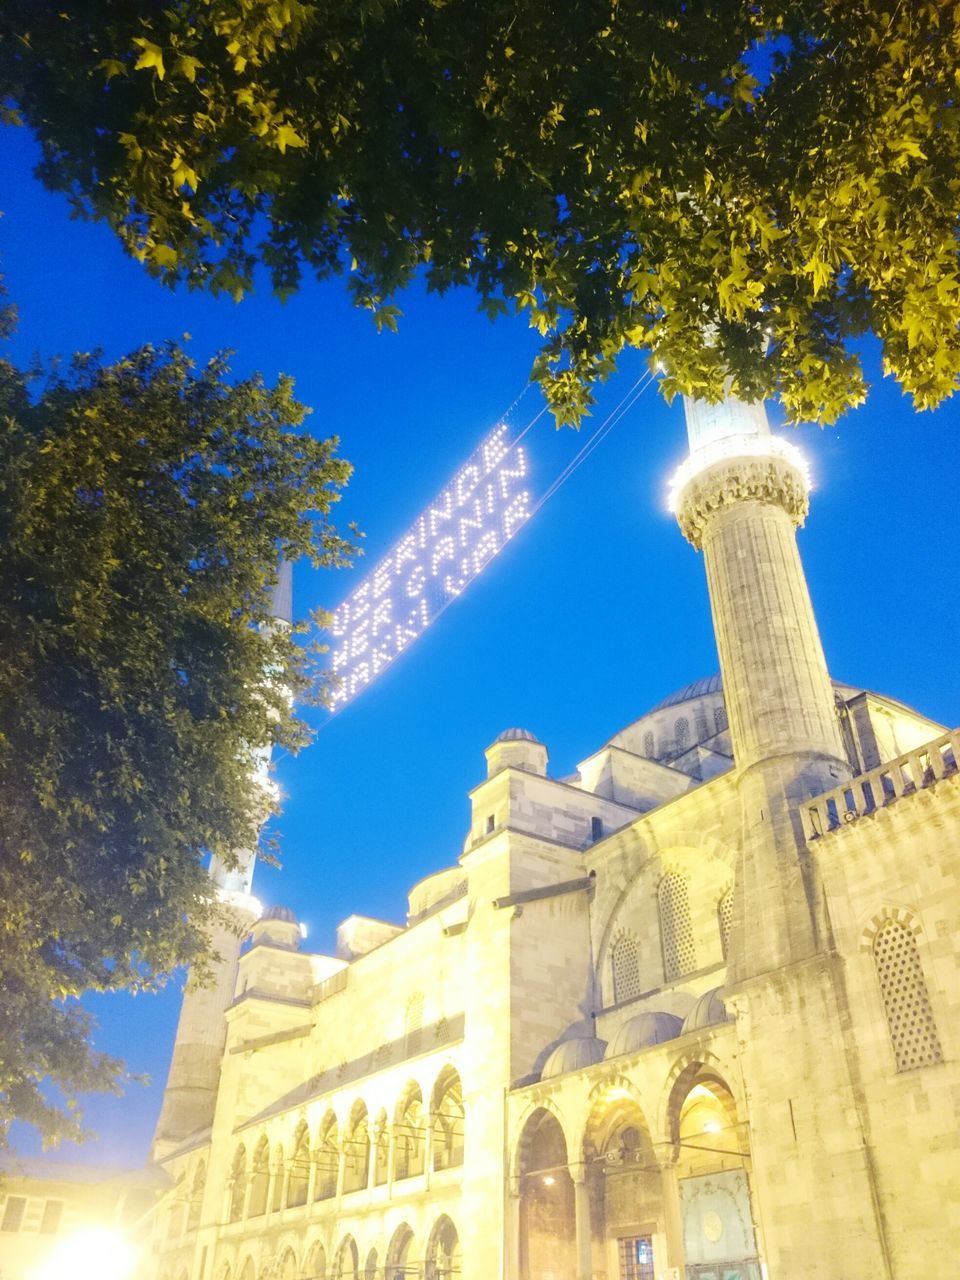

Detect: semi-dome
[262,904,297,923]
[541,1036,607,1080]
[605,1011,683,1060]
[494,727,540,744]
[681,987,730,1035]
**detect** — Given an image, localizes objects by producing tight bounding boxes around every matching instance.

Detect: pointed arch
[228,1144,247,1223]
[394,1081,425,1180]
[431,1066,464,1171]
[187,1159,205,1232]
[314,1111,339,1201]
[277,1249,298,1280]
[286,1121,311,1208]
[332,1236,358,1280]
[425,1215,460,1279]
[248,1135,270,1218]
[302,1242,326,1280]
[516,1109,575,1280]
[342,1099,370,1194]
[385,1223,415,1280]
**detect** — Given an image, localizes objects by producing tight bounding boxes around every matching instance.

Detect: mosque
[143,393,960,1280]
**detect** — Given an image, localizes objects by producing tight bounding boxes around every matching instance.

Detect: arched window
[718,888,734,960]
[873,919,943,1071]
[363,1250,379,1280]
[187,1160,205,1232]
[426,1216,461,1279]
[659,873,696,981]
[247,1137,270,1217]
[714,705,728,733]
[611,933,642,1004]
[395,1084,425,1180]
[642,731,655,758]
[674,716,690,752]
[315,1113,339,1201]
[228,1146,246,1223]
[342,1102,370,1194]
[405,992,424,1057]
[286,1124,310,1208]
[432,1069,464,1171]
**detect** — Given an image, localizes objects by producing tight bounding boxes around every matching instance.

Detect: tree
[0,335,354,1147]
[1,1,958,424]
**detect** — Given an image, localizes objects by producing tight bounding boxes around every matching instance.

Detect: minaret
[670,396,850,979]
[151,562,292,1161]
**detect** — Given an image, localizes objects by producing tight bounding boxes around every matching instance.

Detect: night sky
[2,122,958,1167]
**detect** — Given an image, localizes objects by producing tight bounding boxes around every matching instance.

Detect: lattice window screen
[611,934,643,1004]
[714,705,728,733]
[718,890,734,959]
[675,717,690,751]
[643,731,655,758]
[873,921,943,1071]
[659,874,696,980]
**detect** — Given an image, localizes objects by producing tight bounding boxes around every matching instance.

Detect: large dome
[541,1036,607,1080]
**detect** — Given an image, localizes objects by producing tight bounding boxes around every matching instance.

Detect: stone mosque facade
[144,394,960,1280]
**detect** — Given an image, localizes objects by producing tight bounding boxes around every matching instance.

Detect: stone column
[306,1150,317,1206]
[572,1165,593,1280]
[659,1161,685,1277]
[505,1180,521,1280]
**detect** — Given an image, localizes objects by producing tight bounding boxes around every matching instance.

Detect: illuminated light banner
[329,421,533,707]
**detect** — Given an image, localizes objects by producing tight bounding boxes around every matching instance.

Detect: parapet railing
[805,728,959,839]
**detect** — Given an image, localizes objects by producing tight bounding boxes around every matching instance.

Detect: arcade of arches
[515,1067,759,1280]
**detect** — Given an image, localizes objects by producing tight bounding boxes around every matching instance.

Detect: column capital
[671,443,809,550]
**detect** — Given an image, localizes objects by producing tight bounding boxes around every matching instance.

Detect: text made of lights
[329,423,531,707]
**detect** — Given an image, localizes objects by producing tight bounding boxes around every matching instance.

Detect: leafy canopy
[0,336,353,1147]
[1,0,959,423]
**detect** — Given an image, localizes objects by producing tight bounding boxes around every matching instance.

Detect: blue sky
[2,123,959,1166]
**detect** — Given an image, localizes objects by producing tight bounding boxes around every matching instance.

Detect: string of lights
[321,369,659,717]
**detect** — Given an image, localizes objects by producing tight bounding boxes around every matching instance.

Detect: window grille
[611,934,643,1004]
[618,1235,655,1280]
[718,890,734,960]
[643,731,655,758]
[873,920,943,1071]
[39,1200,63,1235]
[714,706,728,733]
[659,874,696,980]
[2,1197,26,1232]
[675,717,690,752]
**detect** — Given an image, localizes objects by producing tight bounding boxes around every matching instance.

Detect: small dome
[262,904,297,924]
[605,1012,683,1059]
[541,1036,607,1080]
[494,727,540,744]
[681,987,730,1035]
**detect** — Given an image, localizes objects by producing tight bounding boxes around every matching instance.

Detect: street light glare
[36,1227,139,1280]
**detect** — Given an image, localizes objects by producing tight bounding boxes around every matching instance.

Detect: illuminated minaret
[151,562,292,1160]
[671,396,850,979]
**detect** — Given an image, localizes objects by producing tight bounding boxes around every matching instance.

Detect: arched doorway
[517,1108,576,1280]
[669,1068,760,1280]
[332,1236,359,1280]
[582,1087,659,1279]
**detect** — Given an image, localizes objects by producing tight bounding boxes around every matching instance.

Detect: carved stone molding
[674,454,810,548]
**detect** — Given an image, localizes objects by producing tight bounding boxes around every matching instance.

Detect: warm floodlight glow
[542,1174,556,1186]
[703,1119,723,1133]
[37,1227,139,1280]
[329,421,532,708]
[666,434,811,513]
